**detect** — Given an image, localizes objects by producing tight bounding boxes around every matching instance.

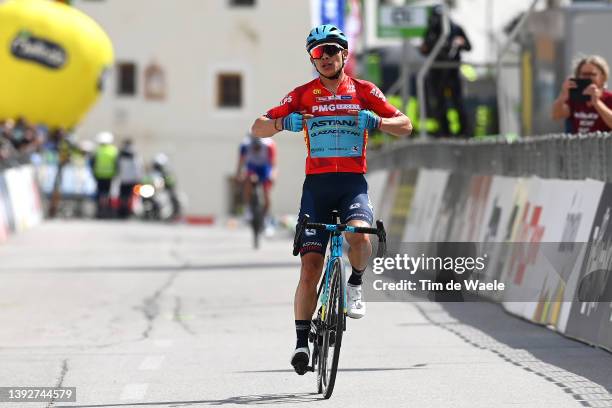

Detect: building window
[144,61,166,101]
[229,0,255,7]
[117,62,136,96]
[217,73,242,108]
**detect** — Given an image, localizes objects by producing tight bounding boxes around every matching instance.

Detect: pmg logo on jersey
[312,104,360,113]
[11,31,67,69]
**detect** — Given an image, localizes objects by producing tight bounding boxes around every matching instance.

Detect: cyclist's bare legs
[345,219,371,319]
[295,252,325,320]
[345,219,372,270]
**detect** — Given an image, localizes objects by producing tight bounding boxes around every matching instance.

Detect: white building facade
[73,0,314,217]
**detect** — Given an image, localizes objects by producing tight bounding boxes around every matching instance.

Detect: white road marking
[139,355,165,370]
[120,383,148,400]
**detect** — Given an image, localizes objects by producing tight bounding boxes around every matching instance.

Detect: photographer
[420,5,471,137]
[552,55,612,133]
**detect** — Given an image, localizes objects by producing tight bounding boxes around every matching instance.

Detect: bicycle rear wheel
[317,257,345,399]
[250,184,263,249]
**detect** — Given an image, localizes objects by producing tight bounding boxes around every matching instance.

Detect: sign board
[377,5,430,39]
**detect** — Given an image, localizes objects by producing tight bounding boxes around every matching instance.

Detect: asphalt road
[0,221,611,408]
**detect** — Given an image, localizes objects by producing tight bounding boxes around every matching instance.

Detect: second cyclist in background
[236,133,277,234]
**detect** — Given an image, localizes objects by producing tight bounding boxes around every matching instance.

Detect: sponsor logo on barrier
[11,31,67,69]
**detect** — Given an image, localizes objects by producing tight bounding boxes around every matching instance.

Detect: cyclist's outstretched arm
[380,114,413,137]
[251,116,281,138]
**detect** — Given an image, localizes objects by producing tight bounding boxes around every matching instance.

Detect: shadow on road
[237,364,426,374]
[0,262,300,273]
[435,300,612,393]
[56,392,319,407]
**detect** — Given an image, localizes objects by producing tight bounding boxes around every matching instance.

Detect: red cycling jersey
[265,75,401,175]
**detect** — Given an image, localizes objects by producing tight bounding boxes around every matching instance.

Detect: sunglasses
[309,43,344,59]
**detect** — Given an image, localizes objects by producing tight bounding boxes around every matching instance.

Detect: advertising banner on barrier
[514,179,594,324]
[402,169,449,242]
[366,170,389,219]
[3,167,27,232]
[386,169,417,253]
[452,175,493,242]
[0,172,9,243]
[21,165,43,228]
[526,179,604,327]
[377,169,401,226]
[499,177,540,317]
[564,183,612,348]
[430,172,471,243]
[3,165,43,233]
[596,284,612,352]
[476,176,520,301]
[551,179,605,332]
[0,171,16,234]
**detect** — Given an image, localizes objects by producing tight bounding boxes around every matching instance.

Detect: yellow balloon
[0,0,113,129]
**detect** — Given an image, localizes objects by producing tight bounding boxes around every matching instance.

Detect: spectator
[0,130,17,163]
[117,139,144,218]
[420,5,471,137]
[552,55,612,133]
[91,131,118,218]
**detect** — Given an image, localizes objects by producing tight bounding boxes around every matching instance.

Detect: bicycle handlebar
[293,214,387,258]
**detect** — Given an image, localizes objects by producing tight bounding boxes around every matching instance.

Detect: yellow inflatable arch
[0,0,113,129]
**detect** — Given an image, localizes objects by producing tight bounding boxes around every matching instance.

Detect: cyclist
[251,24,412,375]
[236,133,277,226]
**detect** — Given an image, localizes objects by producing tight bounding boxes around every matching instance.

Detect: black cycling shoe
[291,347,310,375]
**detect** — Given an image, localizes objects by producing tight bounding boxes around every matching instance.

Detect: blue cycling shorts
[298,173,374,256]
[246,163,272,183]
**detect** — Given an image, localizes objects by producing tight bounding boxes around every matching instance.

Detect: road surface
[0,221,611,407]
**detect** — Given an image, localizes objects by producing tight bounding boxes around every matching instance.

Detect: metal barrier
[369,132,612,181]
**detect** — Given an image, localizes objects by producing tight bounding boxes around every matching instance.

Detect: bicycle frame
[318,223,368,320]
[292,212,386,396]
[295,216,387,322]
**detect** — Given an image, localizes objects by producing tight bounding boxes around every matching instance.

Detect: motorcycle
[133,172,177,221]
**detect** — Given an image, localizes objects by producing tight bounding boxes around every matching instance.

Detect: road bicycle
[293,210,386,398]
[249,177,265,249]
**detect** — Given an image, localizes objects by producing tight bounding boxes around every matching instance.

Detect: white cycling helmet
[96,131,114,144]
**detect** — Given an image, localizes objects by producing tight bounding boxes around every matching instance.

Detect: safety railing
[369,132,612,181]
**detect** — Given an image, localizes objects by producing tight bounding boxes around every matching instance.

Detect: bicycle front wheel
[317,257,345,399]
